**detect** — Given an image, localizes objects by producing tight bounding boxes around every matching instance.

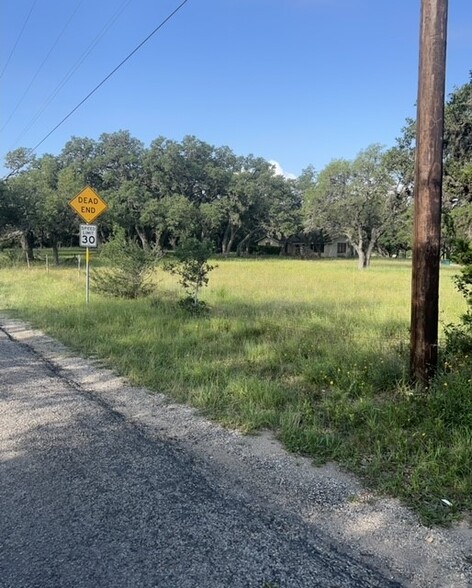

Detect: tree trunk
[135,225,150,250]
[20,231,35,263]
[353,228,378,269]
[352,229,365,269]
[226,230,237,256]
[222,222,238,257]
[280,239,289,256]
[357,249,366,269]
[236,231,254,257]
[52,242,60,266]
[364,237,377,268]
[153,229,165,249]
[221,222,231,256]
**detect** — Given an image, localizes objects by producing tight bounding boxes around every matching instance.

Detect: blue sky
[1,0,470,179]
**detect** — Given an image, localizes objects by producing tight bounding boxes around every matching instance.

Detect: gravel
[0,316,470,587]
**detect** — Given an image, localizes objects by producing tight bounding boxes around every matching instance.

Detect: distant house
[323,238,355,258]
[255,234,354,259]
[257,236,282,249]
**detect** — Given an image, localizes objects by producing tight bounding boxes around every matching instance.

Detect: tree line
[1,75,470,269]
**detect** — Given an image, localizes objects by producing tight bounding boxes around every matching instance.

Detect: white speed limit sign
[79,224,98,248]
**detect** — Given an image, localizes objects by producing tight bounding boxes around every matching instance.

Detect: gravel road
[0,317,470,588]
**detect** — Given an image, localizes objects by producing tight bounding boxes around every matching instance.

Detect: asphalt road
[0,325,406,588]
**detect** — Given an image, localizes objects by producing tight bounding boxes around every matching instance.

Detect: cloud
[269,160,297,180]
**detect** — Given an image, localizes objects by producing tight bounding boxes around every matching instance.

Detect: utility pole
[410,0,448,385]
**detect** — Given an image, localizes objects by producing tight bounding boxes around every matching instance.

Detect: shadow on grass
[6,294,410,442]
[1,352,407,588]
[3,292,471,525]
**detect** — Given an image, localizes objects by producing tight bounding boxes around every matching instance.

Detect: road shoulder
[1,315,470,587]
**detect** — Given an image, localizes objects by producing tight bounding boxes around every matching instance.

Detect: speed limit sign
[79,224,98,248]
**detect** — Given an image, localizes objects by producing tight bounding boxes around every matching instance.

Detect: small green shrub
[177,296,210,315]
[0,248,26,267]
[444,317,472,355]
[165,238,215,307]
[255,245,281,256]
[445,242,472,354]
[92,230,161,299]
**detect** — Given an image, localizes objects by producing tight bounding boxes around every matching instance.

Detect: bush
[165,238,215,307]
[0,248,25,267]
[255,245,282,256]
[445,240,472,354]
[92,231,161,299]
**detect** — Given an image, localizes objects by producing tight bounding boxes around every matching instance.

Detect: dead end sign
[69,186,108,224]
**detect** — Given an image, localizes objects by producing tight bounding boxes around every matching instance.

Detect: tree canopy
[1,74,470,266]
[303,145,409,268]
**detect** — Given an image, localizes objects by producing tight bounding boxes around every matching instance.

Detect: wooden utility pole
[410,0,448,384]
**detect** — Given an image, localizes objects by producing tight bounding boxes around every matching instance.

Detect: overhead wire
[0,0,39,80]
[9,0,134,149]
[2,0,191,180]
[1,0,87,134]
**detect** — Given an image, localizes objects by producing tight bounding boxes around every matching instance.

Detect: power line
[0,0,39,80]
[9,0,134,149]
[1,0,86,134]
[2,0,191,181]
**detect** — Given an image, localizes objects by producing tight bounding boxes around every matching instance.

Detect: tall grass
[0,258,470,524]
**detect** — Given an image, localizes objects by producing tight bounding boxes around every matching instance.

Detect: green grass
[0,257,470,525]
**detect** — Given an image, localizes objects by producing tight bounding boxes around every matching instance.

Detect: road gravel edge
[1,315,470,587]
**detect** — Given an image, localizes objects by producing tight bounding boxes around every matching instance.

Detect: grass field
[0,256,470,525]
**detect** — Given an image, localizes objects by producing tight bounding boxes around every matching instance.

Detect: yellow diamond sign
[69,186,108,224]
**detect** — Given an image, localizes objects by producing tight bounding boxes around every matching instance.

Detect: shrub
[0,248,25,268]
[165,237,215,309]
[255,245,282,256]
[445,240,472,354]
[92,230,161,299]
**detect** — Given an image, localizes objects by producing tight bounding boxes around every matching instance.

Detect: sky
[1,0,471,180]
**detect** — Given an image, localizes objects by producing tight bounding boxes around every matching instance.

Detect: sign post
[80,224,98,304]
[69,187,108,304]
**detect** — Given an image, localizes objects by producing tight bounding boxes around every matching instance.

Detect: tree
[143,136,241,253]
[165,237,215,309]
[263,174,302,252]
[143,135,237,205]
[304,145,407,268]
[109,180,154,249]
[3,163,41,261]
[31,155,84,264]
[219,155,275,256]
[0,181,20,251]
[444,73,472,186]
[391,76,472,256]
[92,228,161,299]
[376,205,413,257]
[296,165,318,194]
[95,130,145,190]
[3,147,36,178]
[7,154,80,264]
[59,136,100,188]
[140,194,200,249]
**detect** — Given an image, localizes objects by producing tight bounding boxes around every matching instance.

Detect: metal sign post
[85,247,90,304]
[80,224,98,305]
[69,187,107,305]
